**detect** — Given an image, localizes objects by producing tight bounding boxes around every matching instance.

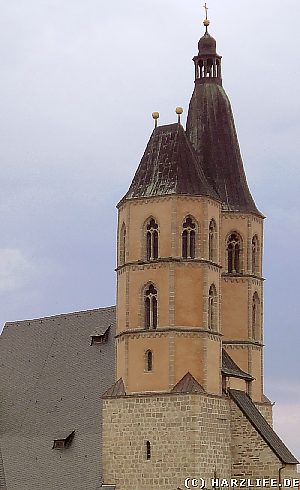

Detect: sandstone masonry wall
[102,393,231,490]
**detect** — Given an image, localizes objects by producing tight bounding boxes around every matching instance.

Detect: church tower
[186,11,265,402]
[102,10,298,490]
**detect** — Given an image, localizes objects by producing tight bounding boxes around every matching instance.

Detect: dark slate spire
[121,123,218,202]
[186,20,262,216]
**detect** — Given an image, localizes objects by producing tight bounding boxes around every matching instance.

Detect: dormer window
[52,431,75,450]
[90,326,110,345]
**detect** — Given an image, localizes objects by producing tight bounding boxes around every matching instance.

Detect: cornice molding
[115,326,223,340]
[116,257,222,272]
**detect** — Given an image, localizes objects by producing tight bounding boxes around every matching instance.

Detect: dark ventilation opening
[146,350,153,372]
[146,441,151,460]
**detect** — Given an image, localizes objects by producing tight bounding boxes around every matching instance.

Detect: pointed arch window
[227,233,242,273]
[146,218,159,261]
[145,284,158,330]
[252,292,260,341]
[182,216,196,259]
[145,350,153,372]
[252,235,259,275]
[119,223,126,265]
[208,284,217,330]
[209,219,217,262]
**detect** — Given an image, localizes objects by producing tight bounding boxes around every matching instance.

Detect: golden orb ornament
[152,112,159,120]
[203,19,210,27]
[175,107,183,115]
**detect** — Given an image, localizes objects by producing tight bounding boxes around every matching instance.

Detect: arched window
[146,218,159,261]
[145,284,158,330]
[145,350,153,372]
[252,292,260,340]
[252,235,259,275]
[208,284,217,330]
[209,219,217,262]
[146,441,151,460]
[227,233,242,273]
[119,223,126,265]
[182,216,196,259]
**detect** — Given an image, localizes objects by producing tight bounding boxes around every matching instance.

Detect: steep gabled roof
[102,378,126,398]
[171,372,205,394]
[222,349,254,381]
[122,123,218,202]
[0,306,116,489]
[229,389,299,464]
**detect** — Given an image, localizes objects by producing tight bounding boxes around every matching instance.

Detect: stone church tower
[102,13,298,490]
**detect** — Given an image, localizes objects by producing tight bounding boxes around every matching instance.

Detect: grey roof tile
[0,306,116,490]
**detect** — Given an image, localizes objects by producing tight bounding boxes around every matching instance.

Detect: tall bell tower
[101,9,299,490]
[186,11,264,402]
[116,121,223,395]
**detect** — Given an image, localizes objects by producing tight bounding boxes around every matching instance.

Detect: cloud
[0,249,36,294]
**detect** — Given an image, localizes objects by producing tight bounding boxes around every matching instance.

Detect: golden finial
[203,3,210,31]
[175,107,183,124]
[152,111,159,128]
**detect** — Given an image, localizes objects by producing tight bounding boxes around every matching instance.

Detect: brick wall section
[102,393,232,490]
[230,400,298,482]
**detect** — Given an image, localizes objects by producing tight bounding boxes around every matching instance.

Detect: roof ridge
[4,305,116,326]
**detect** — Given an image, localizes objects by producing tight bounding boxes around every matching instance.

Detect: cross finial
[203,3,210,32]
[204,3,208,21]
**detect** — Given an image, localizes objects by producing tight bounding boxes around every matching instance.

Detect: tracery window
[146,218,159,261]
[145,350,153,372]
[119,223,126,265]
[227,233,242,273]
[182,216,196,259]
[252,292,260,340]
[208,284,217,330]
[252,235,259,275]
[145,284,158,330]
[209,219,217,262]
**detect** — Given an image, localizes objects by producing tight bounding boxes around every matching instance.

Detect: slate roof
[0,306,116,490]
[122,123,219,203]
[186,82,263,217]
[229,389,299,464]
[222,349,254,381]
[0,445,7,489]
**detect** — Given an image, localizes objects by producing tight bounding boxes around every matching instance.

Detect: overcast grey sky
[0,0,299,458]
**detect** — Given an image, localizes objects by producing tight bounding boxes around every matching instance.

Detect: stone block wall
[230,400,298,482]
[102,393,231,490]
[102,393,298,490]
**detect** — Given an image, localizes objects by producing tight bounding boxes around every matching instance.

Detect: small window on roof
[52,431,75,450]
[90,326,110,345]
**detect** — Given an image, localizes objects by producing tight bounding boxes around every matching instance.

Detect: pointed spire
[187,17,262,216]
